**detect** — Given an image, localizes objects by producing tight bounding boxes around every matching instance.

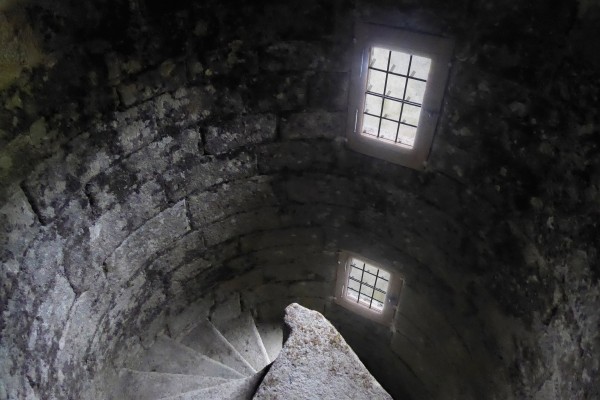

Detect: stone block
[229,246,319,271]
[244,282,333,305]
[205,114,277,155]
[260,41,324,71]
[113,102,160,156]
[87,178,167,272]
[256,141,335,174]
[168,258,216,301]
[54,284,113,384]
[158,87,216,128]
[308,72,349,110]
[390,330,447,391]
[254,303,392,399]
[147,230,206,277]
[281,203,354,228]
[0,185,40,263]
[240,227,324,252]
[111,87,212,157]
[125,128,203,181]
[285,173,362,207]
[165,152,257,201]
[97,274,148,352]
[117,59,187,107]
[281,111,345,140]
[248,72,309,112]
[203,207,282,247]
[335,145,421,189]
[21,228,64,294]
[188,176,279,227]
[166,294,214,338]
[218,266,265,291]
[105,200,190,286]
[27,275,75,357]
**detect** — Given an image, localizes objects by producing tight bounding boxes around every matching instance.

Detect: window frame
[346,22,454,170]
[334,250,403,325]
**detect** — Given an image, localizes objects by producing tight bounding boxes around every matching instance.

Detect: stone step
[158,368,268,400]
[116,369,231,400]
[212,311,271,372]
[179,319,256,376]
[253,303,393,400]
[128,335,244,378]
[256,321,284,363]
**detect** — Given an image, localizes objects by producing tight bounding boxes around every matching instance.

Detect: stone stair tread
[253,303,393,400]
[179,319,256,376]
[158,369,267,400]
[256,321,284,363]
[117,369,231,400]
[128,335,244,378]
[212,311,271,372]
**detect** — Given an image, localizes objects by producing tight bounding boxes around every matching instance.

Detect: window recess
[347,22,454,170]
[334,251,403,325]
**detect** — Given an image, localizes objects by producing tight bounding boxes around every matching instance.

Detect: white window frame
[334,251,403,325]
[346,22,454,170]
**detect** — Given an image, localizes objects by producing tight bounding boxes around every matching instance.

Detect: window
[347,22,454,169]
[334,251,403,325]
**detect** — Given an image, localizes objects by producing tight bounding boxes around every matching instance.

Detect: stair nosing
[150,334,246,378]
[211,312,271,371]
[179,319,257,375]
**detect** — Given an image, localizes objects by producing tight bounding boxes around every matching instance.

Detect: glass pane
[405,79,428,104]
[401,104,422,126]
[397,124,417,147]
[379,119,398,142]
[386,74,406,99]
[372,301,384,311]
[362,114,380,136]
[367,69,386,94]
[370,47,390,70]
[349,265,363,280]
[348,278,361,292]
[382,99,402,121]
[375,277,389,292]
[390,51,411,75]
[410,55,431,80]
[373,290,386,302]
[378,269,391,281]
[359,292,372,305]
[362,271,376,287]
[364,262,378,275]
[364,94,382,115]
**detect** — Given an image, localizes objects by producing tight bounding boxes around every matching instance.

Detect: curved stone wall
[1,1,599,399]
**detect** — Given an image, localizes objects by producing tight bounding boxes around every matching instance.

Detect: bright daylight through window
[346,22,454,170]
[346,255,390,313]
[334,251,403,325]
[362,47,431,148]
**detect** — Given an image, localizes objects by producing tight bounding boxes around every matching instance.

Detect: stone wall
[1,0,599,399]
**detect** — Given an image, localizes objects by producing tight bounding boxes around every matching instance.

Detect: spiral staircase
[111,300,391,400]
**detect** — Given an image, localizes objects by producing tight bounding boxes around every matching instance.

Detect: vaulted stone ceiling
[1,0,599,399]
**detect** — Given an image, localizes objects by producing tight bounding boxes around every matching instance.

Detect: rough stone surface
[128,335,244,379]
[281,111,345,140]
[115,369,230,400]
[105,200,190,285]
[205,114,277,155]
[179,320,255,376]
[212,312,270,373]
[0,1,599,399]
[160,370,267,400]
[254,303,392,400]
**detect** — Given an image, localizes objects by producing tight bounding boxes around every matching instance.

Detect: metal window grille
[345,257,390,313]
[362,47,431,148]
